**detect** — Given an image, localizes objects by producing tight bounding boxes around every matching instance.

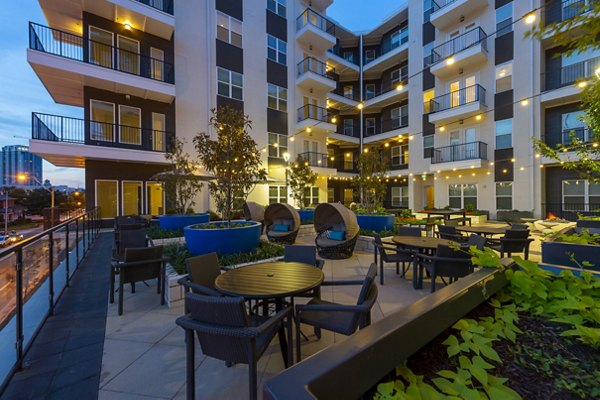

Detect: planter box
[576,219,600,229]
[465,215,487,224]
[184,220,261,256]
[496,210,533,222]
[541,241,599,271]
[158,214,210,230]
[297,224,316,236]
[357,215,395,232]
[539,262,600,278]
[297,209,315,223]
[151,237,185,246]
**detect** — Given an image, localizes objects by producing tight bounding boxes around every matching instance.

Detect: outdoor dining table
[456,225,509,237]
[214,261,324,364]
[391,236,456,289]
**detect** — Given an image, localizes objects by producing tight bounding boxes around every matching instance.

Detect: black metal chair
[461,234,488,251]
[373,233,414,284]
[414,244,473,293]
[396,227,422,237]
[176,293,293,400]
[112,228,148,261]
[508,223,528,230]
[436,225,467,242]
[178,253,222,296]
[294,263,378,362]
[110,246,168,315]
[487,229,535,259]
[284,245,324,270]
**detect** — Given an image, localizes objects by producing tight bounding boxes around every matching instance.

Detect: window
[423,135,434,158]
[117,35,140,75]
[269,185,287,204]
[391,145,409,166]
[562,180,600,211]
[343,188,354,205]
[364,49,376,64]
[267,83,287,111]
[344,151,354,170]
[495,62,513,92]
[391,66,407,85]
[90,99,115,142]
[562,111,587,144]
[391,186,409,207]
[496,182,512,210]
[449,183,477,209]
[152,112,166,151]
[327,187,335,203]
[304,187,319,207]
[217,12,242,47]
[365,84,376,99]
[496,3,513,37]
[217,67,243,100]
[268,133,288,158]
[423,89,435,113]
[150,47,164,81]
[391,106,408,129]
[89,26,113,68]
[343,85,354,98]
[146,182,164,215]
[267,0,286,17]
[365,118,376,136]
[96,180,118,219]
[343,51,354,63]
[267,35,287,64]
[119,105,141,145]
[495,119,512,149]
[122,181,142,215]
[423,42,434,66]
[562,48,600,67]
[343,119,354,136]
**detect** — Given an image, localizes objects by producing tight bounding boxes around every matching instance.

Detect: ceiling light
[439,126,445,132]
[357,103,364,110]
[123,21,132,31]
[446,57,455,66]
[331,117,337,123]
[306,127,312,133]
[396,84,403,91]
[475,115,482,121]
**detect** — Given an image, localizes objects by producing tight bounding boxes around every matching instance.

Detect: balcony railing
[431,141,488,164]
[134,0,174,15]
[364,27,408,65]
[331,87,360,101]
[297,57,336,79]
[561,56,600,86]
[428,84,486,113]
[298,152,330,168]
[364,77,408,100]
[430,0,459,14]
[364,115,409,137]
[297,105,335,123]
[327,47,359,66]
[562,127,591,144]
[296,8,336,35]
[29,22,175,84]
[545,0,594,25]
[431,27,487,64]
[32,113,172,152]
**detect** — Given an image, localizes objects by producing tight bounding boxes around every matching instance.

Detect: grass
[5,222,42,232]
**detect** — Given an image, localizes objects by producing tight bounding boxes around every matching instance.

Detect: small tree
[353,147,389,214]
[194,106,266,224]
[288,155,318,208]
[159,138,203,214]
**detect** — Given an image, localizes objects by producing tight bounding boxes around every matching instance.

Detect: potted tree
[353,147,394,232]
[184,106,267,256]
[288,154,318,223]
[156,138,208,230]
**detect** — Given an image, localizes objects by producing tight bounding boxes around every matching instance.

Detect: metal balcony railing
[430,0,459,14]
[364,77,408,100]
[29,22,175,84]
[134,0,174,15]
[561,56,600,86]
[298,152,330,168]
[297,105,335,123]
[297,57,336,79]
[296,8,336,35]
[431,27,487,64]
[327,46,359,66]
[545,0,594,25]
[561,127,591,144]
[364,115,409,137]
[431,141,488,164]
[32,112,172,152]
[428,84,486,113]
[364,27,408,65]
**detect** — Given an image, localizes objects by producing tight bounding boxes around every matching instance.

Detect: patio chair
[436,225,467,242]
[373,233,414,284]
[314,203,360,259]
[461,234,488,251]
[244,201,265,233]
[295,263,378,362]
[284,245,324,269]
[487,229,535,259]
[508,223,528,230]
[112,228,148,262]
[396,226,422,237]
[176,293,293,400]
[178,253,222,296]
[414,244,473,293]
[264,203,301,244]
[110,246,167,315]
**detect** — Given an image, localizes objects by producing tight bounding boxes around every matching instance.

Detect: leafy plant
[397,209,413,219]
[218,240,284,267]
[190,222,253,229]
[288,155,317,208]
[194,107,267,224]
[352,147,389,214]
[358,228,396,237]
[356,206,388,215]
[164,242,190,275]
[545,229,600,245]
[145,226,183,240]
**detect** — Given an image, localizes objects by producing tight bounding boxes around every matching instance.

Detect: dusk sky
[0,0,402,188]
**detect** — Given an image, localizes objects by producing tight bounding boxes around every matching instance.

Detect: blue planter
[298,209,315,223]
[184,220,261,256]
[538,263,600,278]
[357,215,395,232]
[576,219,600,229]
[159,214,210,230]
[541,241,599,271]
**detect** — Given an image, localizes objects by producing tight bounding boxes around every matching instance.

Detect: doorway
[424,185,434,209]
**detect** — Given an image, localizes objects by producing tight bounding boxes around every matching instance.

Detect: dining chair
[178,252,222,296]
[461,234,488,251]
[414,244,473,293]
[396,227,422,237]
[112,228,148,262]
[436,225,467,242]
[284,245,324,269]
[294,263,378,362]
[487,229,535,259]
[176,293,293,400]
[508,223,528,230]
[373,233,414,284]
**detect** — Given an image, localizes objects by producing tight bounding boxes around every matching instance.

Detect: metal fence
[431,141,488,164]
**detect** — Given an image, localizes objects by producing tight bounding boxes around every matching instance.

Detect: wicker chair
[178,253,222,296]
[176,293,293,400]
[243,201,265,233]
[264,203,301,244]
[314,203,360,259]
[414,244,473,293]
[284,245,324,270]
[373,233,414,284]
[295,263,378,362]
[487,229,535,259]
[110,246,168,315]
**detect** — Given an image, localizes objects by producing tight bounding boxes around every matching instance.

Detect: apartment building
[27,0,597,222]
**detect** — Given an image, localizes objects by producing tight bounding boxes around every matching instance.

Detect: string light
[524,13,536,24]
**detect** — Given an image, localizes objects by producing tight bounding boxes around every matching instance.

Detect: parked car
[1,231,24,247]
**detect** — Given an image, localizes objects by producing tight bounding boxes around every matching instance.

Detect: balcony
[363,116,409,143]
[429,0,488,30]
[429,141,488,171]
[541,56,600,104]
[296,57,337,94]
[540,128,593,164]
[296,105,337,134]
[28,23,175,107]
[39,0,174,40]
[326,48,360,78]
[328,90,359,108]
[429,28,488,78]
[296,9,336,53]
[30,112,171,167]
[545,0,594,26]
[363,27,408,77]
[297,152,338,173]
[364,79,408,109]
[427,84,487,125]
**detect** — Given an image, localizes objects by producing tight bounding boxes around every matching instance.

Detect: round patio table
[456,225,509,237]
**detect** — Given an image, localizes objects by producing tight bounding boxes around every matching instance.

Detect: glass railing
[298,152,331,168]
[561,127,590,144]
[297,57,337,80]
[545,0,594,25]
[296,8,336,35]
[430,0,459,14]
[364,77,408,101]
[428,84,486,113]
[560,56,600,86]
[430,27,487,64]
[134,0,174,15]
[29,22,174,84]
[431,141,488,163]
[297,105,336,123]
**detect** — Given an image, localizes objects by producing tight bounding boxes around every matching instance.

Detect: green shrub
[546,229,600,245]
[163,242,190,275]
[146,225,183,239]
[359,228,396,237]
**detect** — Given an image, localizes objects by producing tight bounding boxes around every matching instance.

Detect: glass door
[465,76,476,103]
[152,113,166,151]
[119,105,141,145]
[450,131,460,161]
[150,47,164,81]
[117,35,140,75]
[465,128,476,158]
[449,81,460,108]
[122,181,142,216]
[89,27,113,68]
[90,100,114,142]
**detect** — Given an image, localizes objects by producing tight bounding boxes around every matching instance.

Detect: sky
[0,0,402,188]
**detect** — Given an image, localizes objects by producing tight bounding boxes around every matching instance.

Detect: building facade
[0,145,43,188]
[27,0,598,221]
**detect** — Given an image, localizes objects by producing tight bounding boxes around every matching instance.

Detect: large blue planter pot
[538,263,600,278]
[184,220,261,256]
[541,241,599,271]
[357,215,395,232]
[159,214,210,230]
[576,219,600,229]
[298,209,315,223]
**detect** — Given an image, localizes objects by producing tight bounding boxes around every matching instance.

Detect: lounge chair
[314,203,360,259]
[264,203,301,244]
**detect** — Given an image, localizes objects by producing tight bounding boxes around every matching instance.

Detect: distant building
[0,145,43,187]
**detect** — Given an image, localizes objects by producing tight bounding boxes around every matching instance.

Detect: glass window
[563,180,600,211]
[423,42,433,66]
[269,185,287,204]
[343,85,354,98]
[152,112,166,152]
[90,100,115,142]
[217,67,243,100]
[267,83,287,111]
[344,151,354,170]
[364,49,376,64]
[96,180,118,219]
[496,3,513,37]
[495,119,512,149]
[343,188,354,206]
[423,89,435,113]
[343,51,354,63]
[423,134,434,158]
[268,133,288,158]
[117,35,140,75]
[391,145,409,166]
[146,182,164,215]
[122,181,142,216]
[343,119,354,136]
[365,118,376,136]
[327,187,335,203]
[303,187,319,207]
[496,182,512,210]
[449,183,477,209]
[216,12,242,47]
[267,35,287,65]
[267,0,286,17]
[562,111,587,144]
[150,47,164,81]
[391,186,409,207]
[365,84,376,99]
[89,26,113,68]
[495,62,513,92]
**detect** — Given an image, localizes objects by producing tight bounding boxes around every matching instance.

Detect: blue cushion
[327,230,345,241]
[273,224,290,232]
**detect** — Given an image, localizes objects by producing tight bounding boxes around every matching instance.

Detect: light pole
[283,152,290,204]
[2,188,8,235]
